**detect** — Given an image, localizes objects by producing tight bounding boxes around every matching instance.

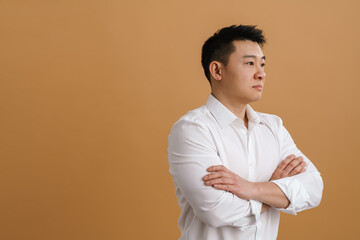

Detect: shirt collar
[205,94,264,129]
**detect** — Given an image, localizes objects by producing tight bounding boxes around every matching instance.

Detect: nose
[255,68,266,81]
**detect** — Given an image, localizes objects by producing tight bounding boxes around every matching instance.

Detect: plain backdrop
[1,0,360,239]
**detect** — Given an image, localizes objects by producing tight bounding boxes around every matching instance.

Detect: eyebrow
[242,55,266,60]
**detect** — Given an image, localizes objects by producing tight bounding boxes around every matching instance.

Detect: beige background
[1,0,359,239]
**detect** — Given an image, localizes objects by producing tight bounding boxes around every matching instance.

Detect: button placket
[248,129,262,239]
[247,131,255,181]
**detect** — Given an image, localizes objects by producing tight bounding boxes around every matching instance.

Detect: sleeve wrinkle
[274,117,324,215]
[168,119,260,229]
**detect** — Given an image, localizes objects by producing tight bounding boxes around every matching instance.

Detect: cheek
[228,69,246,81]
[234,72,252,86]
[223,66,252,89]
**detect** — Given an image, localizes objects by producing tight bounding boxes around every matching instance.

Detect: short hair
[201,25,266,84]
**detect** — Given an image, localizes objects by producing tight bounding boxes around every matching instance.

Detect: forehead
[231,40,264,57]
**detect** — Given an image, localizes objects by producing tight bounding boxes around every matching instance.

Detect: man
[168,25,323,240]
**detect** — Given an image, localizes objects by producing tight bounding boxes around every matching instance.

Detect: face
[215,40,266,104]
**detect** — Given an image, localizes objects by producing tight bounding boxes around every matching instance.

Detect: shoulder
[168,105,217,151]
[256,111,285,132]
[170,105,213,133]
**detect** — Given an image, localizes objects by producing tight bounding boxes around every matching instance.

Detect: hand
[203,165,255,200]
[270,154,306,181]
[261,204,270,214]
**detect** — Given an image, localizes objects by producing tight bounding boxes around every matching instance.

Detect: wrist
[250,182,261,200]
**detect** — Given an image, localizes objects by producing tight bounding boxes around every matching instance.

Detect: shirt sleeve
[270,118,324,215]
[168,118,261,230]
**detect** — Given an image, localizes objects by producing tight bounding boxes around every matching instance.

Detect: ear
[209,61,223,82]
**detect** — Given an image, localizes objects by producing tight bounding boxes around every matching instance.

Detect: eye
[246,62,254,66]
[261,63,266,67]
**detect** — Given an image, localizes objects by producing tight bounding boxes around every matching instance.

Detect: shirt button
[249,162,253,167]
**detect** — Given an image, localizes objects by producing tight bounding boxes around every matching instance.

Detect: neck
[211,92,248,123]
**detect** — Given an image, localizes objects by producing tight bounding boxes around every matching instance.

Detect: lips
[253,85,263,90]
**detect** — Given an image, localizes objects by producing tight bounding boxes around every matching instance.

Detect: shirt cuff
[250,199,262,221]
[270,177,310,215]
[231,200,261,231]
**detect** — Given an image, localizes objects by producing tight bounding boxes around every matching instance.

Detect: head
[201,25,267,104]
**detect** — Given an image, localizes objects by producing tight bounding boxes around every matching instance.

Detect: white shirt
[168,94,323,240]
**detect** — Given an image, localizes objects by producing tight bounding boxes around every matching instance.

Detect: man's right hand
[270,154,306,181]
[261,155,306,214]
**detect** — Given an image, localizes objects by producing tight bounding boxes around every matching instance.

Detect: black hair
[201,25,266,84]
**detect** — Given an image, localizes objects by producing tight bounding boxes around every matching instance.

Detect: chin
[249,95,262,103]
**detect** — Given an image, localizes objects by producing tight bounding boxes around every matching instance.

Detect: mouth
[252,85,263,90]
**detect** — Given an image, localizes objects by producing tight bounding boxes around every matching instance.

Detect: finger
[283,157,303,175]
[203,171,231,181]
[283,157,303,176]
[278,154,296,170]
[299,162,307,173]
[288,160,306,176]
[212,184,232,191]
[204,177,234,186]
[207,165,228,172]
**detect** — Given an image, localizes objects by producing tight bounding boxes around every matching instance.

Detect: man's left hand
[203,165,255,200]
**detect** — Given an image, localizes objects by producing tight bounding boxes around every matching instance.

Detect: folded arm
[168,119,262,229]
[270,120,324,214]
[203,160,298,210]
[203,119,324,215]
